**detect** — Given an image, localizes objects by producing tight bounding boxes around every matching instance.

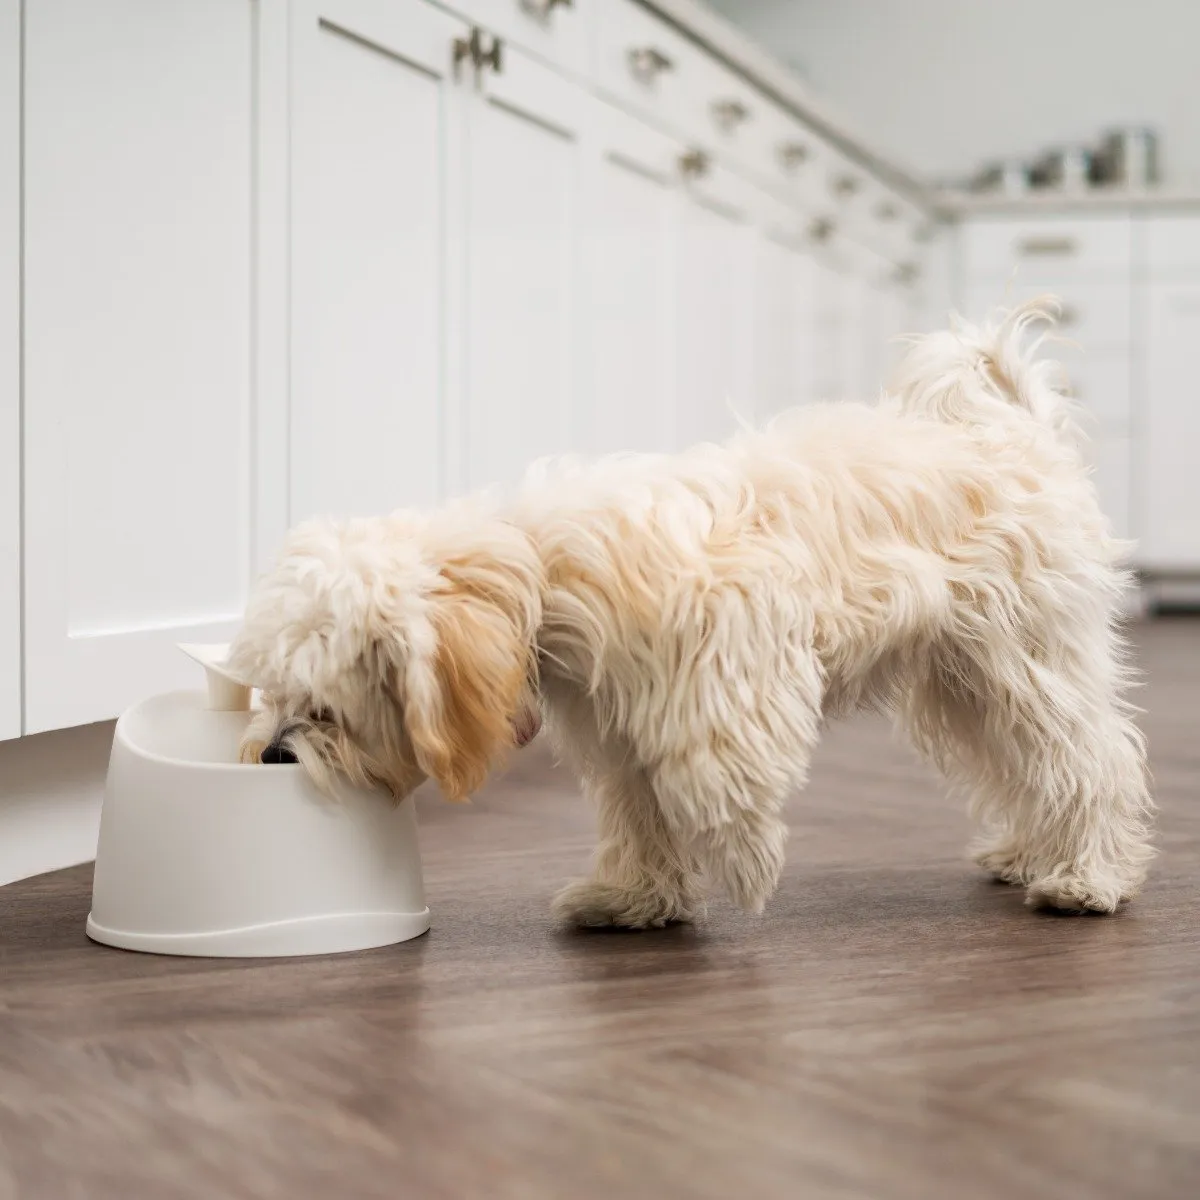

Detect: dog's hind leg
[902,608,1153,913]
[552,762,703,929]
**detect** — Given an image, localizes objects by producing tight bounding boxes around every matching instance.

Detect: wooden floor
[1,621,1198,1199]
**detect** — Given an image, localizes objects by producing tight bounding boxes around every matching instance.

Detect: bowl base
[85,908,431,958]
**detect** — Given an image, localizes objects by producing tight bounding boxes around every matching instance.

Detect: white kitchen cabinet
[290,0,467,519]
[463,44,584,491]
[582,103,680,456]
[812,256,858,401]
[957,215,1139,560]
[0,0,17,741]
[22,0,271,734]
[675,165,755,446]
[3,0,939,744]
[1087,433,1133,546]
[753,227,817,419]
[1141,282,1200,570]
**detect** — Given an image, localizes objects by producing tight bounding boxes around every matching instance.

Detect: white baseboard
[0,720,113,887]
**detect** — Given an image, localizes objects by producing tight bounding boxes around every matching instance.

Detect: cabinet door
[23,0,264,732]
[812,258,855,402]
[675,177,754,447]
[1087,434,1133,546]
[462,47,584,491]
[291,0,467,519]
[0,0,16,740]
[582,102,679,456]
[753,230,817,420]
[1141,283,1200,569]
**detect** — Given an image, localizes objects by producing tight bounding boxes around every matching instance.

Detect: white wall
[707,0,1200,188]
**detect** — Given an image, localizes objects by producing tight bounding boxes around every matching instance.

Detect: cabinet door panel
[1141,283,1200,569]
[583,105,678,456]
[812,260,855,402]
[676,191,752,447]
[0,0,15,740]
[23,0,258,732]
[754,233,817,419]
[463,52,582,491]
[1087,433,1133,548]
[291,0,466,519]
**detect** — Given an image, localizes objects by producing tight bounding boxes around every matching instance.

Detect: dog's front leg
[552,766,702,929]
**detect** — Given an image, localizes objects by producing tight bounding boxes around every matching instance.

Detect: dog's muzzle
[513,708,542,748]
[260,741,298,765]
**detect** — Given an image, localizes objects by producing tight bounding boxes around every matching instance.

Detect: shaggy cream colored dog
[229,301,1153,926]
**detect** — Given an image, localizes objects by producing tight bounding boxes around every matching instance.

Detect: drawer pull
[808,216,836,244]
[875,201,899,222]
[832,174,862,199]
[479,33,502,74]
[628,46,674,81]
[452,27,502,75]
[778,142,809,170]
[679,148,711,180]
[712,99,751,130]
[520,0,572,16]
[1016,236,1078,257]
[452,27,479,72]
[893,261,920,285]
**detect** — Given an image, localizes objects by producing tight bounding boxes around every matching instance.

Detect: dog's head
[228,510,544,802]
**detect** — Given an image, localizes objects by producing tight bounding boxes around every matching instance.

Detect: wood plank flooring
[1,620,1198,1199]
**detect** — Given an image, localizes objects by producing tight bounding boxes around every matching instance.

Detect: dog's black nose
[260,743,298,765]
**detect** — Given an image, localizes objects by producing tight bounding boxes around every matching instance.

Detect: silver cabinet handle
[892,261,920,285]
[808,216,836,244]
[875,201,899,222]
[832,174,862,198]
[452,28,478,72]
[453,27,502,76]
[679,148,711,180]
[712,99,750,130]
[1017,236,1078,257]
[520,0,572,17]
[479,32,502,73]
[628,46,673,81]
[778,142,809,171]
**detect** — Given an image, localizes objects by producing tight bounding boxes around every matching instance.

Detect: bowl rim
[116,689,301,774]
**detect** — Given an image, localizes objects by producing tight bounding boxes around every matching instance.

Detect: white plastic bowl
[86,648,430,958]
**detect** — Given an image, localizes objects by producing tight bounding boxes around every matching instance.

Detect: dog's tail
[889,296,1077,440]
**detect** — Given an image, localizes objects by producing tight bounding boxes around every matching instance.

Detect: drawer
[962,216,1133,279]
[769,119,840,212]
[1058,353,1132,432]
[962,279,1131,352]
[868,191,929,264]
[591,93,686,183]
[687,51,768,173]
[594,0,700,138]
[1140,214,1200,277]
[1085,433,1133,545]
[455,0,587,74]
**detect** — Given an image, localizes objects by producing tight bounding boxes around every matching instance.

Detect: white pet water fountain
[86,645,430,957]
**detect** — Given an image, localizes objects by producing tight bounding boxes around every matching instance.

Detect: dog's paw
[971,838,1035,886]
[1024,872,1131,914]
[551,879,697,930]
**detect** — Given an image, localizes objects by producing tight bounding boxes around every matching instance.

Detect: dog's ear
[403,526,542,802]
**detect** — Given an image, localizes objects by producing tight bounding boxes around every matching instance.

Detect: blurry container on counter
[969,159,1029,197]
[1095,127,1159,189]
[1029,146,1092,192]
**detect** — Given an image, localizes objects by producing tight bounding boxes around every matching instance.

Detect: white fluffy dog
[229,301,1153,926]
